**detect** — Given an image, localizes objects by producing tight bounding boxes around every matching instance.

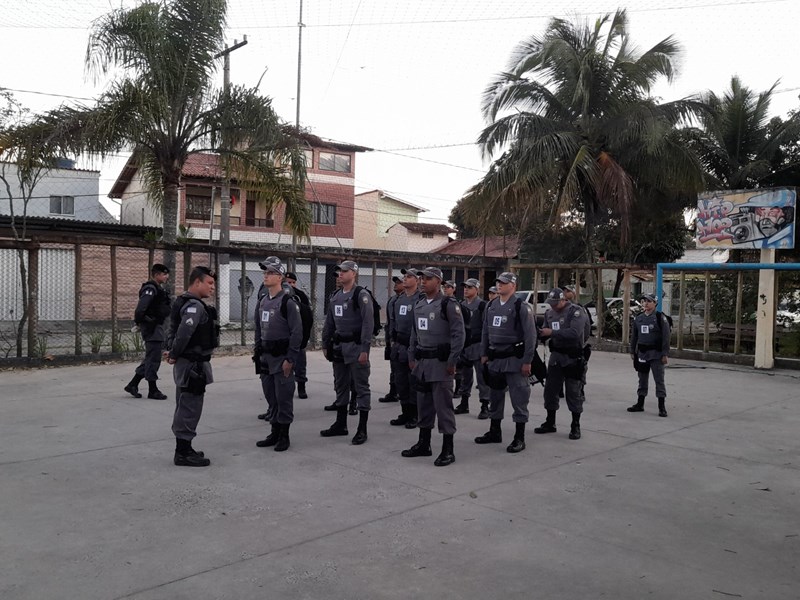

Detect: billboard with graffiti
[696,188,796,249]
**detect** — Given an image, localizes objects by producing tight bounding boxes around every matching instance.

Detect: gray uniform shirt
[409,293,465,382]
[481,297,537,372]
[390,290,420,363]
[542,301,588,367]
[322,286,374,363]
[254,289,303,374]
[632,311,671,360]
[169,293,214,385]
[134,281,169,343]
[461,297,487,361]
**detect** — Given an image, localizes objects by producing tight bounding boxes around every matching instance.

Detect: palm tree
[687,76,800,190]
[463,9,705,263]
[1,0,309,279]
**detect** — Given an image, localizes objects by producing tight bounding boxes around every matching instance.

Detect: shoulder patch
[363,296,369,304]
[574,310,581,317]
[454,306,461,314]
[186,306,197,313]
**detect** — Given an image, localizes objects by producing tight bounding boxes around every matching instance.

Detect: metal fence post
[74,243,83,355]
[677,271,685,351]
[703,271,711,354]
[27,245,39,358]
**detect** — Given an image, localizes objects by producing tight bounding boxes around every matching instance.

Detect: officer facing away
[320,261,374,445]
[477,272,537,453]
[380,276,405,403]
[536,288,589,440]
[125,263,171,400]
[254,257,302,451]
[402,266,465,467]
[285,271,311,400]
[629,293,670,417]
[454,278,490,417]
[387,268,422,428]
[166,266,219,467]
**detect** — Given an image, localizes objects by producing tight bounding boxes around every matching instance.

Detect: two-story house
[353,189,427,250]
[111,133,370,249]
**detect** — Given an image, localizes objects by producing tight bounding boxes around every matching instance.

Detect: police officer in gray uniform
[254,257,303,451]
[380,276,404,403]
[628,293,670,417]
[402,267,465,467]
[455,278,490,417]
[477,272,537,453]
[125,263,171,400]
[166,266,218,467]
[285,272,311,399]
[388,268,422,428]
[320,260,374,445]
[536,288,589,440]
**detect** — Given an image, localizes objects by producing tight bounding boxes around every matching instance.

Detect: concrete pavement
[1,350,798,599]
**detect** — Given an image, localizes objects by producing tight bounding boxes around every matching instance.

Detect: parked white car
[514,290,551,325]
[585,297,644,322]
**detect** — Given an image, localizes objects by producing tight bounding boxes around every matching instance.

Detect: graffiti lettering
[697,218,734,243]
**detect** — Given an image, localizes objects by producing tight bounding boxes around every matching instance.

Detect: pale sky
[1,0,798,226]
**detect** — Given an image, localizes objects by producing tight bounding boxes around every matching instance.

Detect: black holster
[264,338,290,357]
[186,362,207,394]
[563,358,586,380]
[633,356,651,374]
[253,348,264,375]
[482,364,508,390]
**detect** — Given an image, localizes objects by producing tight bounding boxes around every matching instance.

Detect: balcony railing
[185,214,274,228]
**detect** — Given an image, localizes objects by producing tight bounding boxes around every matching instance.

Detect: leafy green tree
[463,9,705,264]
[0,0,309,281]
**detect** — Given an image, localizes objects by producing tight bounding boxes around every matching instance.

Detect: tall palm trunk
[162,178,180,295]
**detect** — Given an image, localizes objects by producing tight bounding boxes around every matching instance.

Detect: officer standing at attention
[628,293,670,417]
[166,266,218,467]
[476,272,537,453]
[454,278,490,418]
[402,267,465,467]
[536,288,589,440]
[388,268,422,428]
[563,285,593,393]
[320,261,374,445]
[125,263,171,400]
[442,280,461,397]
[285,271,311,400]
[253,257,302,452]
[379,276,405,404]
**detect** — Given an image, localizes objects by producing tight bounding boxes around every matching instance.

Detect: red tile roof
[433,235,520,258]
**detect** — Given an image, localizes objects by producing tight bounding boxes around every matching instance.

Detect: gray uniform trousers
[488,371,530,423]
[543,361,585,414]
[392,357,415,406]
[135,340,163,381]
[261,370,295,424]
[637,359,666,398]
[416,366,457,434]
[172,358,212,441]
[333,361,371,411]
[294,349,308,384]
[458,357,490,401]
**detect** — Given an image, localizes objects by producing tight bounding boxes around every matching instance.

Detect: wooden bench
[717,323,792,353]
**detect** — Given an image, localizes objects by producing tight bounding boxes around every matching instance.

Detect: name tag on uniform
[552,322,560,331]
[641,325,649,334]
[399,305,408,316]
[418,318,428,330]
[186,306,197,313]
[262,310,270,322]
[492,316,502,327]
[335,305,343,317]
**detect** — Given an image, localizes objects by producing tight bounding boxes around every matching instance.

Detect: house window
[50,195,74,216]
[539,273,549,286]
[303,149,313,168]
[318,152,351,173]
[186,194,212,221]
[312,203,336,225]
[422,232,434,239]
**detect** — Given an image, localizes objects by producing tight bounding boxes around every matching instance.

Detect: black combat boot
[297,383,308,399]
[147,380,167,400]
[534,410,557,434]
[320,407,349,437]
[124,374,144,398]
[507,422,526,453]
[257,412,269,420]
[174,438,210,467]
[402,427,433,457]
[390,403,409,426]
[274,423,291,452]
[351,410,369,445]
[477,401,489,420]
[658,397,668,418]
[627,395,645,412]
[404,403,418,429]
[434,434,455,467]
[323,401,337,411]
[569,412,581,440]
[475,419,502,444]
[454,394,469,414]
[256,422,281,447]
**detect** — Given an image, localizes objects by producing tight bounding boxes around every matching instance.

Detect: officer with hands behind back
[388,269,423,428]
[166,266,219,467]
[628,293,670,417]
[477,272,537,453]
[401,267,465,467]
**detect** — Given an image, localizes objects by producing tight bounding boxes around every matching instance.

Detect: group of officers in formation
[124,257,671,468]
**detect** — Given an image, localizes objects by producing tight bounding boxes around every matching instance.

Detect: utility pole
[290,0,304,270]
[214,36,247,326]
[215,36,248,251]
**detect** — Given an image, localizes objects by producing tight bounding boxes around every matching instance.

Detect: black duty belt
[182,353,211,362]
[394,332,411,347]
[487,341,524,360]
[334,332,361,344]
[637,343,660,352]
[415,348,439,359]
[548,341,582,358]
